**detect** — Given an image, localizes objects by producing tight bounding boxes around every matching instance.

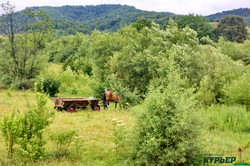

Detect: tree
[0,1,18,78]
[131,18,153,31]
[176,14,218,42]
[218,15,248,43]
[0,2,52,84]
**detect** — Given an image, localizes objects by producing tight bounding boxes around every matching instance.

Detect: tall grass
[0,90,134,165]
[205,105,250,132]
[1,90,250,164]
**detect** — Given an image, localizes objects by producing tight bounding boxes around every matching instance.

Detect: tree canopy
[218,15,248,43]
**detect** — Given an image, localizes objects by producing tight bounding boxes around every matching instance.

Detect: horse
[103,90,119,109]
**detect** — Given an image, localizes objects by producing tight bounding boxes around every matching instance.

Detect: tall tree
[218,15,248,43]
[0,1,18,76]
[0,2,52,83]
[176,14,218,42]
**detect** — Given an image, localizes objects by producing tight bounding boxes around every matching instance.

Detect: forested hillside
[207,8,250,24]
[30,4,175,33]
[2,4,250,35]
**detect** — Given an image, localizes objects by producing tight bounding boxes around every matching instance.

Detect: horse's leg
[104,100,108,110]
[115,102,117,109]
[105,101,109,110]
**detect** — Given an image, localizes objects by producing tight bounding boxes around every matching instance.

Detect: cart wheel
[67,105,76,113]
[93,105,100,111]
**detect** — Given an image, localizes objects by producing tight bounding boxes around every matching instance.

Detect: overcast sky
[0,0,249,16]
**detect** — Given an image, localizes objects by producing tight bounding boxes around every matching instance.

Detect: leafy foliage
[1,112,20,158]
[176,14,218,41]
[132,67,203,165]
[222,73,250,110]
[1,93,54,161]
[35,76,61,97]
[218,15,248,43]
[0,4,52,85]
[217,38,250,65]
[16,93,54,161]
[131,18,153,31]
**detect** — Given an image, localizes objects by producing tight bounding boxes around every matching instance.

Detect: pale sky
[0,0,249,16]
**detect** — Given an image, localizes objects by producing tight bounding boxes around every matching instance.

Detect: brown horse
[103,90,119,109]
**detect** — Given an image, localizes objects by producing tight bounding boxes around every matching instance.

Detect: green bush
[196,76,216,105]
[16,80,34,90]
[1,112,20,158]
[35,76,61,97]
[0,74,13,87]
[131,68,203,165]
[1,93,55,161]
[58,67,96,97]
[50,129,77,156]
[16,93,55,161]
[222,73,250,110]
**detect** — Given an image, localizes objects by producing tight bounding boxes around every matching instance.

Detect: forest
[0,2,250,165]
[5,5,250,35]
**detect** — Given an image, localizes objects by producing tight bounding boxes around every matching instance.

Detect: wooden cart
[51,97,101,112]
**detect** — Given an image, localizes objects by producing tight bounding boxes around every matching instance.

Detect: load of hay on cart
[51,97,101,112]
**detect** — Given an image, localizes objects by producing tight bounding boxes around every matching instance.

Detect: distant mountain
[29,4,176,34]
[206,8,250,24]
[1,4,249,35]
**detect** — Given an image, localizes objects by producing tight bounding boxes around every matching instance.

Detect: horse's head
[103,90,112,105]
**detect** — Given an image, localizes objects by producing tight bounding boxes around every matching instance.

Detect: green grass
[0,90,135,165]
[0,90,250,165]
[199,105,250,164]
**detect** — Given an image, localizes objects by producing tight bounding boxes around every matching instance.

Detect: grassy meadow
[0,89,250,165]
[0,89,136,165]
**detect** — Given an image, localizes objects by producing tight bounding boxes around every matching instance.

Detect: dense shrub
[16,93,55,160]
[35,76,61,97]
[1,113,20,158]
[1,93,55,161]
[189,45,245,105]
[16,80,34,90]
[58,67,96,97]
[132,68,203,165]
[222,73,250,110]
[0,74,13,87]
[217,39,250,65]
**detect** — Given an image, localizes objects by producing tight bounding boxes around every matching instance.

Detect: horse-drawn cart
[51,97,101,112]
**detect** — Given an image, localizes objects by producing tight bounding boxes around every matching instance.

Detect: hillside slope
[1,4,249,35]
[206,8,250,24]
[31,4,175,33]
